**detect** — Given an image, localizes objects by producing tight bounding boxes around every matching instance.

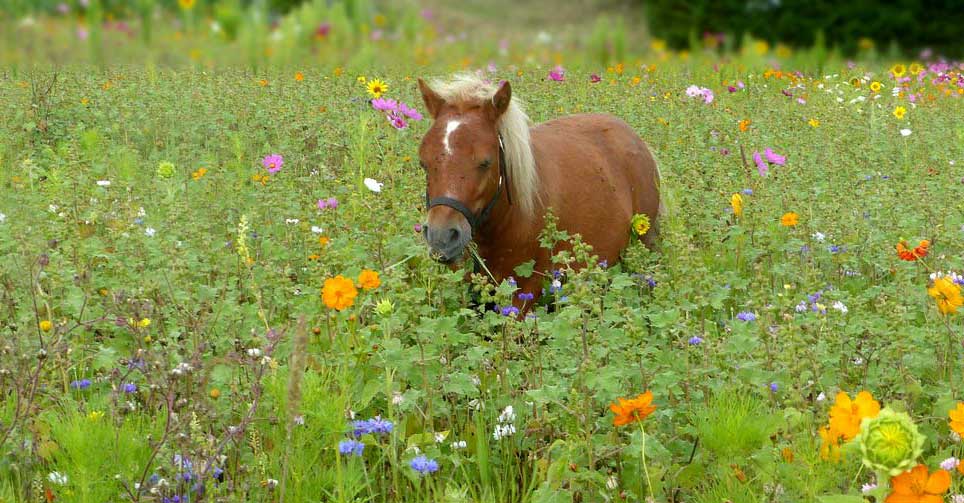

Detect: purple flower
[753,151,768,176]
[701,88,714,103]
[599,260,608,268]
[548,66,565,82]
[795,301,808,313]
[517,292,535,302]
[769,382,779,392]
[736,311,757,322]
[398,102,423,121]
[326,197,338,209]
[507,276,517,287]
[688,336,703,345]
[352,416,393,436]
[728,86,737,93]
[338,439,365,456]
[410,455,439,475]
[741,188,753,195]
[70,379,92,390]
[317,199,328,210]
[387,111,408,129]
[828,245,843,253]
[123,383,137,393]
[501,306,520,317]
[371,98,398,112]
[262,154,283,174]
[764,148,786,166]
[414,223,423,233]
[590,73,601,83]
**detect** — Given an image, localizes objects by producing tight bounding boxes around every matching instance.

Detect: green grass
[2,5,964,502]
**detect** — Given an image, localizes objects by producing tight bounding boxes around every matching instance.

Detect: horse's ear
[491,80,511,118]
[418,78,444,119]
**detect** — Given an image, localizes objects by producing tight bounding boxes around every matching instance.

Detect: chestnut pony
[418,75,661,308]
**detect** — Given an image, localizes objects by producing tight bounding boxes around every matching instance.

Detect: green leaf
[817,495,864,503]
[513,260,535,278]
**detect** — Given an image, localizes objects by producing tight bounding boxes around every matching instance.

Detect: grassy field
[2,3,964,503]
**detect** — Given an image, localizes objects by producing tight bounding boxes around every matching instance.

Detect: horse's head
[417,78,513,264]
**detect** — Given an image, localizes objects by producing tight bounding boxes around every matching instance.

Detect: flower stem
[639,422,653,497]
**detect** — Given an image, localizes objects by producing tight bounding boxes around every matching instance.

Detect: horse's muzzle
[424,224,471,264]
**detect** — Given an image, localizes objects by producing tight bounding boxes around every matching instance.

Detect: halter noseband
[426,135,512,231]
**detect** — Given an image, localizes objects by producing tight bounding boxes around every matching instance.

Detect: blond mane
[428,74,540,217]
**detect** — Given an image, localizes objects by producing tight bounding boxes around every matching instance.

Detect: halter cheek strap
[426,135,512,231]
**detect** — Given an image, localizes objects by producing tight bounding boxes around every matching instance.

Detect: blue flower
[353,416,393,436]
[410,455,439,475]
[769,382,779,392]
[123,383,137,393]
[507,276,517,287]
[688,336,703,345]
[598,260,608,268]
[133,217,144,225]
[736,311,757,322]
[212,467,224,482]
[741,188,753,195]
[70,379,92,390]
[338,439,365,457]
[828,244,843,253]
[807,291,822,304]
[517,292,534,302]
[501,306,520,317]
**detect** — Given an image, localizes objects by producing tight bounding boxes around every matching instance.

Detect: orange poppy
[609,391,656,427]
[948,403,964,436]
[828,391,881,440]
[886,464,950,503]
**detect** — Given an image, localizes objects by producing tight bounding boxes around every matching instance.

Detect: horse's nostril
[448,228,460,244]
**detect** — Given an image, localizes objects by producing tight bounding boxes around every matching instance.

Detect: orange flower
[609,391,656,427]
[828,391,881,440]
[886,464,950,503]
[780,212,799,227]
[818,425,843,461]
[739,119,751,132]
[781,447,794,462]
[948,403,964,436]
[318,236,330,247]
[929,277,963,315]
[322,275,357,311]
[896,240,928,261]
[294,72,304,81]
[358,269,381,290]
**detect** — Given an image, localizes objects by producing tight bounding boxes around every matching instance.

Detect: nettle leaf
[513,260,535,278]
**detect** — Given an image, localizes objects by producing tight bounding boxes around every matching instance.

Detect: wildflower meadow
[2,1,964,502]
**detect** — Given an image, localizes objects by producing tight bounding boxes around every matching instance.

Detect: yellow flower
[739,119,751,132]
[322,275,358,311]
[356,75,367,84]
[649,39,666,52]
[191,167,208,180]
[819,425,843,461]
[333,67,344,77]
[178,0,195,10]
[893,106,906,119]
[137,318,151,328]
[39,320,53,332]
[318,236,330,247]
[80,97,89,105]
[210,388,221,399]
[357,269,381,290]
[948,403,964,436]
[366,79,388,98]
[858,38,874,50]
[780,212,799,227]
[890,64,906,78]
[294,72,304,82]
[828,391,881,440]
[88,410,104,421]
[631,214,651,236]
[731,193,743,217]
[258,79,268,87]
[928,277,963,315]
[909,63,923,75]
[870,81,882,93]
[808,118,820,128]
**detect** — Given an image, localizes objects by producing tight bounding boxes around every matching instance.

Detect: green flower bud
[375,299,395,317]
[157,161,175,179]
[856,408,925,476]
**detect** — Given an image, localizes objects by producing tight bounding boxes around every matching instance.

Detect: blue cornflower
[173,454,193,472]
[517,292,534,302]
[353,416,393,437]
[70,379,92,390]
[410,455,439,475]
[742,188,753,195]
[598,260,608,268]
[645,276,657,288]
[123,383,137,393]
[769,382,779,392]
[338,439,365,457]
[212,467,224,482]
[807,291,822,304]
[507,276,517,287]
[501,306,520,317]
[800,245,810,253]
[133,217,144,225]
[828,244,843,253]
[688,336,703,345]
[736,311,757,322]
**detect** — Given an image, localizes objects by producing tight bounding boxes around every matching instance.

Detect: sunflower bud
[375,299,395,317]
[856,408,925,476]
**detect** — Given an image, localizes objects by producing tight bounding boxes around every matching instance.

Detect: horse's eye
[478,159,492,171]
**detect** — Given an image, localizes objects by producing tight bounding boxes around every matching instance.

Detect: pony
[417,74,661,309]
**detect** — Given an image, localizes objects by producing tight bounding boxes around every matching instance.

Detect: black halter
[426,135,512,231]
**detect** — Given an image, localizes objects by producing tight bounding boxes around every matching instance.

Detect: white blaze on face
[443,120,461,156]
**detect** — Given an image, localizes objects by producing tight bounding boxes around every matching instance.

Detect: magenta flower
[548,66,565,82]
[387,111,408,129]
[371,98,398,112]
[399,102,423,121]
[590,73,601,83]
[728,86,737,93]
[326,197,338,209]
[753,151,768,176]
[317,199,328,210]
[764,148,786,166]
[315,22,331,39]
[486,62,497,73]
[262,154,284,174]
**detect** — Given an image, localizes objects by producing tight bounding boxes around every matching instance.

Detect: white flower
[49,204,59,213]
[392,391,404,406]
[247,348,263,358]
[137,207,146,217]
[285,218,300,225]
[0,212,5,223]
[48,472,68,485]
[941,457,960,471]
[816,392,826,402]
[363,178,383,193]
[493,423,516,440]
[812,232,825,242]
[498,405,516,424]
[265,478,279,488]
[685,85,702,97]
[861,482,877,494]
[434,432,445,443]
[145,227,156,237]
[606,476,619,490]
[170,362,193,376]
[900,128,912,136]
[832,301,848,314]
[293,415,305,426]
[951,494,964,503]
[451,440,467,450]
[311,225,324,234]
[96,180,111,187]
[852,356,864,366]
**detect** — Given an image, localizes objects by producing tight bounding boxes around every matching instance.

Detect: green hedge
[643,0,964,58]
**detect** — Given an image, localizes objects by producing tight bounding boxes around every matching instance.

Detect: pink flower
[548,66,565,82]
[685,85,702,97]
[371,29,383,41]
[590,73,601,83]
[315,23,330,39]
[398,102,423,121]
[796,98,806,105]
[371,98,398,112]
[387,111,408,129]
[262,154,284,174]
[701,88,714,103]
[487,62,497,73]
[317,199,328,210]
[728,86,737,93]
[326,197,338,209]
[76,27,89,40]
[764,148,786,166]
[753,151,768,176]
